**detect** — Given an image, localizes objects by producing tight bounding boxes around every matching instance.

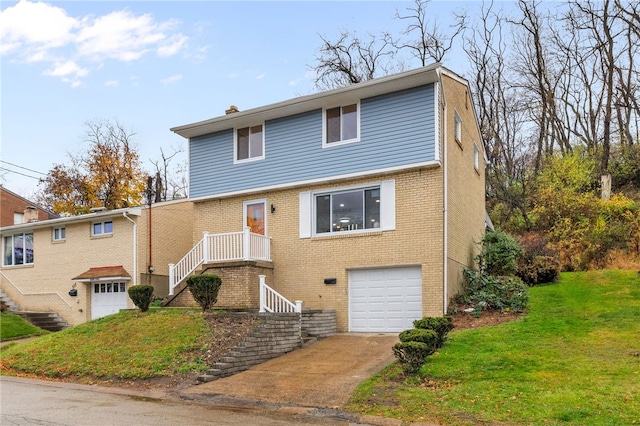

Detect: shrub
[186,274,222,312]
[127,285,154,312]
[517,255,560,286]
[393,341,437,374]
[461,269,529,313]
[412,317,454,348]
[480,230,524,276]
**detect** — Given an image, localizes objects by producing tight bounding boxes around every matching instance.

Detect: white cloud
[256,73,265,80]
[0,0,190,86]
[105,80,119,88]
[161,74,182,85]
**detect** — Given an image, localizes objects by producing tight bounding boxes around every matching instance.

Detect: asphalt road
[0,377,359,426]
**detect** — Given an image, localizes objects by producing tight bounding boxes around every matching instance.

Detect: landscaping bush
[412,317,454,348]
[461,269,529,314]
[186,274,222,312]
[517,255,560,286]
[128,285,154,312]
[393,341,437,374]
[479,230,524,276]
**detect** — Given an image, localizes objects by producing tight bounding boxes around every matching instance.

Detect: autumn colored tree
[38,120,147,215]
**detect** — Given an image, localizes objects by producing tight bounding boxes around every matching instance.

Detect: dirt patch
[450,308,524,332]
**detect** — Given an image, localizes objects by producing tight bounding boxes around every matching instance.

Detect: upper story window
[53,227,66,242]
[235,124,264,163]
[454,110,462,145]
[323,103,360,147]
[92,220,113,237]
[3,232,33,266]
[13,213,24,225]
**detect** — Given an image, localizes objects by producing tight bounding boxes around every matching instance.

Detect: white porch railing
[169,228,271,295]
[259,275,302,313]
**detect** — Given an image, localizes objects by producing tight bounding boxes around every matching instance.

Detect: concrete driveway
[180,333,399,409]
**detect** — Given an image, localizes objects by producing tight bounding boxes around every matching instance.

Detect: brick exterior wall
[442,74,486,303]
[1,188,54,227]
[192,169,446,332]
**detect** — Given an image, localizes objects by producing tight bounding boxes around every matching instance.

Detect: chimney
[24,206,38,223]
[225,105,239,115]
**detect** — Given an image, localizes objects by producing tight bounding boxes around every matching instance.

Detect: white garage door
[349,267,423,332]
[91,282,128,320]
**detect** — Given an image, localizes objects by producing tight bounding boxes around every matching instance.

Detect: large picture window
[315,187,380,234]
[3,232,34,266]
[324,103,359,146]
[235,124,264,162]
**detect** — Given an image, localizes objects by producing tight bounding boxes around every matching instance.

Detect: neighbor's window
[3,232,34,266]
[324,103,359,145]
[235,124,264,162]
[92,221,113,236]
[454,110,462,144]
[315,187,380,234]
[53,227,66,241]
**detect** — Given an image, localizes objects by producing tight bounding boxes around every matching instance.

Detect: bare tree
[312,31,397,90]
[149,146,188,201]
[394,0,467,65]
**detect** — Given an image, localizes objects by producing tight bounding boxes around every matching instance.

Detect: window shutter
[299,191,311,238]
[380,180,396,231]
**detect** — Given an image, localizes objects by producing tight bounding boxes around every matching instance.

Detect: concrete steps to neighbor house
[14,311,70,332]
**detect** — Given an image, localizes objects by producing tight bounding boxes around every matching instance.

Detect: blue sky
[1,0,479,197]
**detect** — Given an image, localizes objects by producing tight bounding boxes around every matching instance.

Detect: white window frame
[52,226,66,242]
[234,123,265,164]
[13,213,24,225]
[2,232,34,266]
[92,220,113,237]
[322,102,361,148]
[454,110,462,145]
[299,180,395,239]
[243,199,268,236]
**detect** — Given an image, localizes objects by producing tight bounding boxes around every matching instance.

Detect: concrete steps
[14,311,70,332]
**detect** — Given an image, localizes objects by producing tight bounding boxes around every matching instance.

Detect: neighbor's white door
[91,282,128,319]
[348,267,422,332]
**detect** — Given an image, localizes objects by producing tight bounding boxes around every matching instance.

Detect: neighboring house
[0,200,193,325]
[0,187,57,227]
[169,64,486,332]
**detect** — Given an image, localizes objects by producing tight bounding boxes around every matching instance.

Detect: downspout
[438,69,449,315]
[123,211,137,286]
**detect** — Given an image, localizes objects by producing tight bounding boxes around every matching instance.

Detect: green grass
[0,308,210,380]
[0,312,49,340]
[346,270,640,425]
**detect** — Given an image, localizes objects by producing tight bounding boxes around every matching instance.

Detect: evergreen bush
[127,285,154,312]
[412,317,454,347]
[393,341,436,374]
[186,274,222,312]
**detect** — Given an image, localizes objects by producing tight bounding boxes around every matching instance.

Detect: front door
[244,200,266,235]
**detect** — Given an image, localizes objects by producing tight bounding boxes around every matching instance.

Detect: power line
[0,166,42,180]
[0,160,46,175]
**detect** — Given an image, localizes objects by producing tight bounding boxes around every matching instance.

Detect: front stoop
[14,311,70,332]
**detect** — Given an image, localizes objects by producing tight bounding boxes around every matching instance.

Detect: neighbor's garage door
[91,282,128,319]
[349,267,422,332]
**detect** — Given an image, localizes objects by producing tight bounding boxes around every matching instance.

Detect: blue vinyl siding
[190,84,436,198]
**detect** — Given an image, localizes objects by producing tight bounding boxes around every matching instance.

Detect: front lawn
[0,312,49,340]
[346,270,640,425]
[0,308,210,381]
